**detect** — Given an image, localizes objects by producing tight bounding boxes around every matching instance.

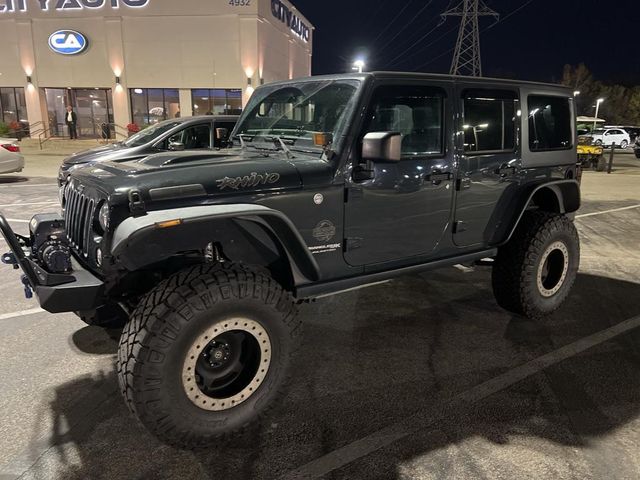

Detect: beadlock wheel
[182,318,272,412]
[536,241,570,298]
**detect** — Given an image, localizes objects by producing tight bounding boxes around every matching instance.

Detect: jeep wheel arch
[490,179,581,246]
[110,204,320,288]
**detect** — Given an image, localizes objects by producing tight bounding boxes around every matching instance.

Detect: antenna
[441,0,499,77]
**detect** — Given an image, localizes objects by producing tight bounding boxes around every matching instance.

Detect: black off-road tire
[596,156,607,172]
[116,262,299,449]
[492,211,580,318]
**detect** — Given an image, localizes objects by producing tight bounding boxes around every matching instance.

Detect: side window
[462,91,518,153]
[363,85,445,157]
[169,124,212,150]
[528,95,572,151]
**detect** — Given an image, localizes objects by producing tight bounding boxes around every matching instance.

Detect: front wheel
[620,140,629,149]
[117,263,299,448]
[492,212,580,318]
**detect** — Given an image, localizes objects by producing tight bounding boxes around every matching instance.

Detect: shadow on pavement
[69,326,122,355]
[19,271,640,480]
[0,176,29,184]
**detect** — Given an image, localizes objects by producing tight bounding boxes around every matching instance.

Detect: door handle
[424,171,452,185]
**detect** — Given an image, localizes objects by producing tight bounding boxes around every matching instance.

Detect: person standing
[65,106,78,140]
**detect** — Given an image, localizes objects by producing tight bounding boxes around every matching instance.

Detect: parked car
[588,128,631,148]
[58,115,239,186]
[1,72,582,449]
[633,137,640,159]
[605,125,640,144]
[0,138,24,174]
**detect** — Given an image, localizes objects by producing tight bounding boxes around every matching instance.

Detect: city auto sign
[48,30,88,55]
[271,0,310,42]
[0,0,149,13]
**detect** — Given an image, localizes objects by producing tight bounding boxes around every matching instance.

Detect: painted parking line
[283,314,640,479]
[576,204,640,219]
[0,201,59,208]
[0,308,43,321]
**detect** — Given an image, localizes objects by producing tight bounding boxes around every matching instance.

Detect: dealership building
[0,0,313,139]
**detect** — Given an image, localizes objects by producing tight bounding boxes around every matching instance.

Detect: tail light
[1,143,20,153]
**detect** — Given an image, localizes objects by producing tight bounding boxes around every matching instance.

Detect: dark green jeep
[1,72,581,448]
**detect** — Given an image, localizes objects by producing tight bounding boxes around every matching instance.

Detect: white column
[15,20,44,136]
[179,89,192,117]
[105,18,130,138]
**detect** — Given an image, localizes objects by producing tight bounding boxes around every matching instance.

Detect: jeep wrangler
[0,72,581,448]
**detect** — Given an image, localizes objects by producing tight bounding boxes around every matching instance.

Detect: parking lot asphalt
[0,154,639,480]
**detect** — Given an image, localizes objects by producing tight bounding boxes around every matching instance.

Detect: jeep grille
[64,185,96,257]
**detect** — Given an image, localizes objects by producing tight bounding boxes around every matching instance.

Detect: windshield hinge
[128,190,147,217]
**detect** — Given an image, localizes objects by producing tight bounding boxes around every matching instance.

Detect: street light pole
[352,59,365,73]
[593,98,604,132]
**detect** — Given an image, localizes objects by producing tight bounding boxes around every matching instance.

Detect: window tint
[528,95,572,151]
[463,93,517,153]
[364,85,445,157]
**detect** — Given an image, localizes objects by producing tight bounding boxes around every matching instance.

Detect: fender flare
[110,204,320,283]
[496,179,581,246]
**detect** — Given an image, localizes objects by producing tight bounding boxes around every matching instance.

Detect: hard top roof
[266,71,570,92]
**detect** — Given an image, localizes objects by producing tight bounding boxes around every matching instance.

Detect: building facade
[0,0,313,138]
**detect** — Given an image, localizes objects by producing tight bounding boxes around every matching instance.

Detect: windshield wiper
[273,136,294,159]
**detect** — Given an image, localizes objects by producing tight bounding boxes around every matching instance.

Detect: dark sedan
[58,115,238,185]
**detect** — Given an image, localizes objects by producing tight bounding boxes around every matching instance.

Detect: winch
[29,214,72,274]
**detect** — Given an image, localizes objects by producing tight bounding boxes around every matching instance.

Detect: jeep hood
[70,149,334,202]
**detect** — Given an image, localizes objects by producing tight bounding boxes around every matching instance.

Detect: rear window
[528,96,573,151]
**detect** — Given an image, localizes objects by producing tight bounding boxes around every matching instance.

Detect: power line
[371,0,416,45]
[387,24,459,68]
[374,0,436,57]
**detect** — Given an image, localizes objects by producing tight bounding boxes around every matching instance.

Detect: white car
[589,128,631,148]
[0,138,25,174]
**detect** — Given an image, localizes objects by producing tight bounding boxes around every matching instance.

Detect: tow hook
[21,275,33,299]
[1,252,19,270]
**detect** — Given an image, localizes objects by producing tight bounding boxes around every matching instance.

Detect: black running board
[296,249,498,299]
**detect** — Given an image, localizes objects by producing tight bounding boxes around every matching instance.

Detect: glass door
[72,89,113,139]
[44,88,68,137]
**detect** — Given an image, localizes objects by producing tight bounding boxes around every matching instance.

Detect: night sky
[292,0,638,84]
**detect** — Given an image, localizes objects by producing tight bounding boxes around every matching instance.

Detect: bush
[0,122,9,137]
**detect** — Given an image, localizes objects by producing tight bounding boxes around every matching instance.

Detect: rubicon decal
[216,172,280,191]
[48,30,88,55]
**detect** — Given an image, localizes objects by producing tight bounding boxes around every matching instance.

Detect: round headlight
[98,203,110,232]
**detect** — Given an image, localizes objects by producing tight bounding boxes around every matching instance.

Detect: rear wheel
[117,263,299,448]
[492,211,580,318]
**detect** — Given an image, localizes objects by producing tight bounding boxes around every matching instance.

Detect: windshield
[233,79,361,156]
[123,121,181,148]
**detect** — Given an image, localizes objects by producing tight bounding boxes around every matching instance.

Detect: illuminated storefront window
[130,88,180,126]
[0,87,27,124]
[191,89,243,116]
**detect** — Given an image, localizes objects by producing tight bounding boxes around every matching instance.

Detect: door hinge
[453,221,467,234]
[345,237,363,251]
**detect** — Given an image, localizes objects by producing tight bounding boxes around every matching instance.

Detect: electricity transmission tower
[441,0,499,77]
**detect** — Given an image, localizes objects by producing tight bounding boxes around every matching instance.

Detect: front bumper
[0,213,105,313]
